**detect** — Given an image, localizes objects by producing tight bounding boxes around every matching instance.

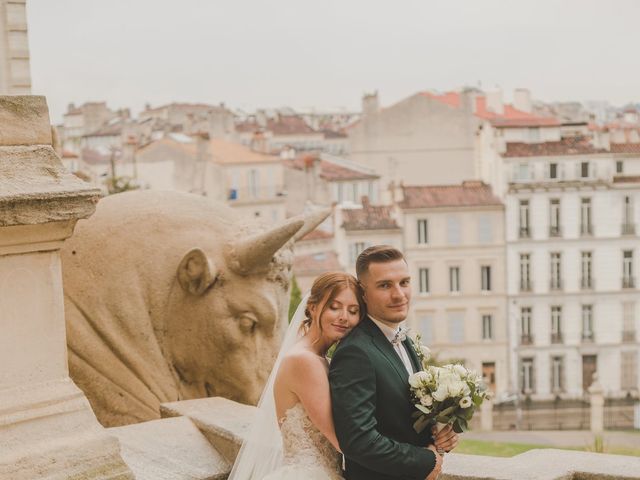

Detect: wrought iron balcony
[519,227,531,239]
[622,330,636,342]
[622,223,636,235]
[622,276,636,289]
[550,332,564,344]
[549,225,562,237]
[580,277,593,290]
[549,279,563,291]
[520,334,534,345]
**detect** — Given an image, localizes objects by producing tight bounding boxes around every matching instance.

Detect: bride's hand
[424,445,442,480]
[432,424,459,453]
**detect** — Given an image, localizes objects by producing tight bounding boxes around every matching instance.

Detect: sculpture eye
[238,314,258,334]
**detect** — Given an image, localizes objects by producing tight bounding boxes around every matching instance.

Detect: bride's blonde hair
[300,272,365,335]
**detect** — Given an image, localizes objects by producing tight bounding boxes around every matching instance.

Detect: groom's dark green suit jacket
[329,317,436,480]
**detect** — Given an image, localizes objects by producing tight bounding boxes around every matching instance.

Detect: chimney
[209,107,234,140]
[256,110,267,128]
[486,89,504,115]
[250,131,268,153]
[460,88,478,114]
[513,88,532,113]
[362,91,379,117]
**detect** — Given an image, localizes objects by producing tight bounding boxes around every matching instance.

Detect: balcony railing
[622,330,636,342]
[519,227,531,239]
[581,331,595,343]
[622,223,636,235]
[549,225,562,237]
[549,279,563,291]
[551,332,564,344]
[580,277,594,290]
[580,224,593,236]
[520,281,533,292]
[622,276,636,289]
[520,334,534,345]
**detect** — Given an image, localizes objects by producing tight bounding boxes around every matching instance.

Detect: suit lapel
[361,317,409,384]
[404,338,421,373]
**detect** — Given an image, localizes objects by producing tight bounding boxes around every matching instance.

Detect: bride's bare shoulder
[279,346,325,374]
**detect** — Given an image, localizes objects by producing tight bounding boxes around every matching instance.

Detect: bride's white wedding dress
[262,403,343,480]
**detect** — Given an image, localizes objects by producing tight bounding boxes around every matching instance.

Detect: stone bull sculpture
[60,190,327,427]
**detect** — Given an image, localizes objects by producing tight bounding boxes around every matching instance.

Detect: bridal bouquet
[408,336,490,434]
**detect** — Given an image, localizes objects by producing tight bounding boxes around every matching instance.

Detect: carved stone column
[0,96,134,479]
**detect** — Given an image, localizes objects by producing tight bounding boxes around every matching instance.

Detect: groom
[329,245,458,480]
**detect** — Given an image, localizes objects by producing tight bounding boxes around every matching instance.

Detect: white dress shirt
[369,315,414,375]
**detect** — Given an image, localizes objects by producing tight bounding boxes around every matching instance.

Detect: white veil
[227,293,310,480]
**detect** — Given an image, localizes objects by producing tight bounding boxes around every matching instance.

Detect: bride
[229,272,364,480]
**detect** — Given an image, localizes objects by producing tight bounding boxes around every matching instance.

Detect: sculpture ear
[177,248,217,295]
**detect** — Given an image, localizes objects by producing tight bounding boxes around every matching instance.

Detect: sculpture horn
[228,218,304,274]
[292,208,332,241]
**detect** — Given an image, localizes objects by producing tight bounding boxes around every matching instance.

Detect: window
[549,163,558,179]
[349,242,367,264]
[551,306,563,343]
[550,252,562,290]
[582,305,594,341]
[417,313,434,345]
[447,311,465,343]
[249,169,260,198]
[581,252,593,289]
[520,358,535,394]
[516,163,530,181]
[481,265,492,292]
[623,250,634,288]
[417,219,428,244]
[482,362,496,392]
[519,200,530,238]
[482,314,493,340]
[551,356,564,393]
[623,302,636,342]
[581,162,590,178]
[616,160,624,174]
[447,217,461,245]
[623,196,635,234]
[418,268,429,294]
[580,198,593,235]
[520,254,532,291]
[449,266,461,293]
[549,199,561,236]
[521,307,533,344]
[621,352,638,391]
[478,215,492,244]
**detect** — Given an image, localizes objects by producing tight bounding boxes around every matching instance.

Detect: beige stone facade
[0,0,30,94]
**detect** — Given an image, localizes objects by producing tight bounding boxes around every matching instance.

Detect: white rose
[459,396,472,408]
[453,364,468,378]
[409,371,430,389]
[432,383,449,402]
[462,383,471,397]
[447,379,465,397]
[420,394,433,407]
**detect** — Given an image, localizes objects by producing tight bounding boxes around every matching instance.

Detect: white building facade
[0,0,30,94]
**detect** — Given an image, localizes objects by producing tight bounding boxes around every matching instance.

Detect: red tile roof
[294,251,342,275]
[342,204,400,231]
[400,181,502,209]
[503,136,607,158]
[611,143,640,154]
[300,228,334,241]
[421,91,560,127]
[236,115,321,136]
[285,155,379,181]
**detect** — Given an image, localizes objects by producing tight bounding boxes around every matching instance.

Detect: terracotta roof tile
[342,203,400,231]
[400,181,502,209]
[504,136,607,157]
[285,155,379,181]
[611,143,640,154]
[236,115,320,136]
[294,251,342,275]
[422,91,560,127]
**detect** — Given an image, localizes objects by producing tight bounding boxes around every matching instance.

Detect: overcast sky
[27,0,640,123]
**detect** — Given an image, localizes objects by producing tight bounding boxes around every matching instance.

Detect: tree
[289,276,302,323]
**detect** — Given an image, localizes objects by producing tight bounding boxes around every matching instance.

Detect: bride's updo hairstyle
[300,272,365,335]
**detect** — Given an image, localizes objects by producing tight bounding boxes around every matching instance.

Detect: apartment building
[0,0,30,94]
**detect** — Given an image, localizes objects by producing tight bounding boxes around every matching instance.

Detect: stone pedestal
[588,374,604,434]
[480,399,493,431]
[0,96,134,479]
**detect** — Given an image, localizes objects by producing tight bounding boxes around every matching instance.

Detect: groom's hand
[424,445,442,480]
[432,424,459,453]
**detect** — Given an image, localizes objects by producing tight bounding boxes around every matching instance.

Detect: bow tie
[392,326,409,345]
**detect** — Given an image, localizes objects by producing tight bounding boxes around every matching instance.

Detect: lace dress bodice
[266,403,343,479]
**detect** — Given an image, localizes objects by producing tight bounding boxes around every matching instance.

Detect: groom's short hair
[355,245,405,280]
